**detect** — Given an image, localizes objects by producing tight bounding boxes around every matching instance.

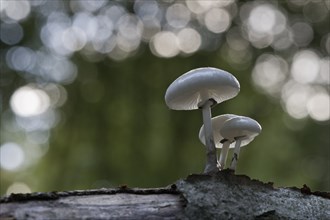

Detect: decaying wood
[0,187,183,220]
[1,170,329,219]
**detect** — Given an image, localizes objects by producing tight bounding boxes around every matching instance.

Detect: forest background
[1,0,329,195]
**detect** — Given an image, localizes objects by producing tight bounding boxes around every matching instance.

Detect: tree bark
[1,170,329,219]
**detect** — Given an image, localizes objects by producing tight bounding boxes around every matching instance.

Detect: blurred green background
[1,0,329,195]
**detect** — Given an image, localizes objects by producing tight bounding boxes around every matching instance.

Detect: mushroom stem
[229,138,242,171]
[218,141,230,170]
[201,100,218,173]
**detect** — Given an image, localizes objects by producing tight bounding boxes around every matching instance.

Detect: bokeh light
[252,54,288,95]
[303,1,329,23]
[6,182,31,195]
[319,58,330,85]
[61,27,87,52]
[1,0,31,21]
[151,31,179,58]
[15,110,59,132]
[291,22,314,47]
[6,47,36,72]
[0,22,24,45]
[1,0,329,196]
[204,8,231,34]
[177,28,202,54]
[242,3,288,49]
[166,3,191,29]
[291,50,320,84]
[307,92,330,121]
[117,14,143,53]
[10,86,50,118]
[284,87,310,119]
[70,0,107,13]
[0,143,25,171]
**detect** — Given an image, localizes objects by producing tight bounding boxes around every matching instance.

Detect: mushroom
[165,67,240,173]
[198,114,239,170]
[219,116,262,171]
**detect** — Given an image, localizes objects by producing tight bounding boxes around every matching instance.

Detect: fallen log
[1,170,329,219]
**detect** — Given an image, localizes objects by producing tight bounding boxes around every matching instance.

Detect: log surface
[1,171,329,220]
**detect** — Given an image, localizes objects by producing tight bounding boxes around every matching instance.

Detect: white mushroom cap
[220,116,262,145]
[165,67,240,110]
[199,114,238,148]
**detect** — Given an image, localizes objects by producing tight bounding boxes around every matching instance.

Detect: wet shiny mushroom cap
[165,67,240,110]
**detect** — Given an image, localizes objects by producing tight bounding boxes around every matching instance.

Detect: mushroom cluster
[165,67,262,173]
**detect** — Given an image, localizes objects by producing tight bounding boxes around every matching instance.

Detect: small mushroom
[165,67,240,173]
[198,114,239,170]
[219,116,262,171]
